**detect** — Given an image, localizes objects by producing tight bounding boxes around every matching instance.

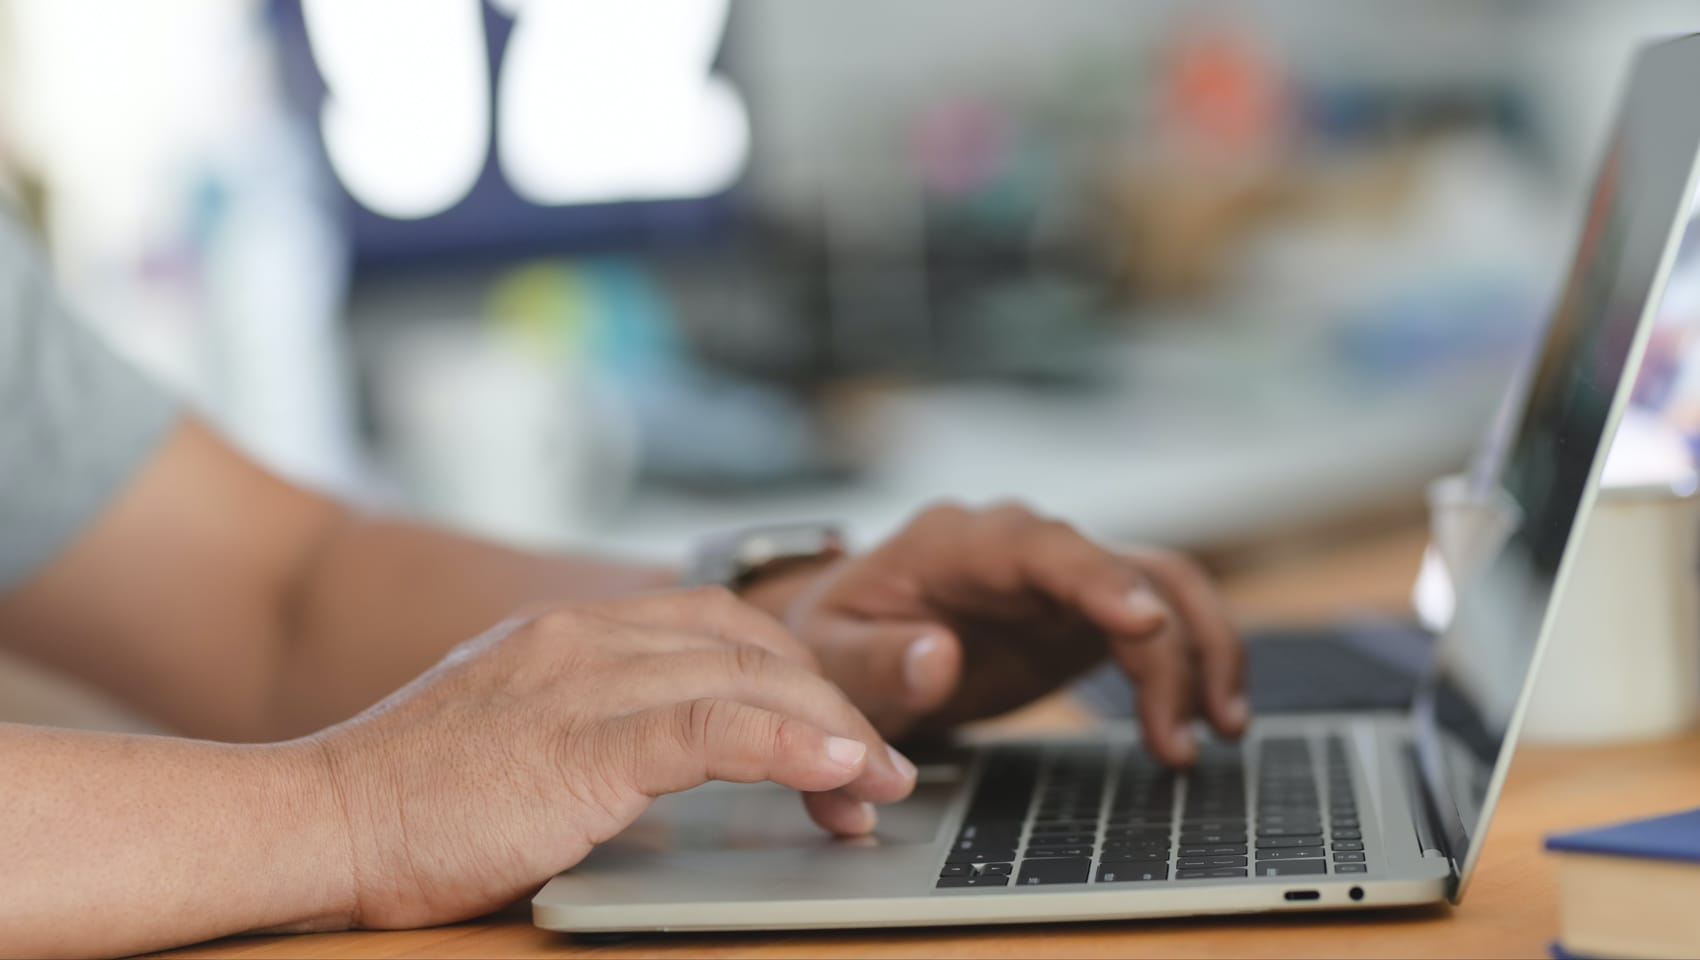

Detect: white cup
[1521,483,1700,742]
[374,325,637,548]
[1423,473,1700,744]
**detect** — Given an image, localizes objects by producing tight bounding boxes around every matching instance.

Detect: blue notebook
[1545,807,1700,864]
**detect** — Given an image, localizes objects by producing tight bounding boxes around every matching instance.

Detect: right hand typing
[302,587,917,929]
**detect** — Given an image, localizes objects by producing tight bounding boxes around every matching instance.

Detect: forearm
[0,723,350,958]
[270,510,674,738]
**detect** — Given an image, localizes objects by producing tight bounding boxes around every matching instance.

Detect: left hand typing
[743,501,1248,766]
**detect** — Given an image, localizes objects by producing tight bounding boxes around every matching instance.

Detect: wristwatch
[684,523,847,590]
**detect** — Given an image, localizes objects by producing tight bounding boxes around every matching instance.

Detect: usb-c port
[1283,890,1321,901]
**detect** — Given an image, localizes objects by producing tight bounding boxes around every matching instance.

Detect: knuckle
[676,697,726,753]
[1172,554,1210,583]
[1028,516,1075,548]
[506,610,600,672]
[570,721,648,820]
[765,714,800,759]
[530,607,586,639]
[727,641,773,680]
[1040,515,1076,537]
[1132,623,1182,660]
[688,584,740,611]
[915,499,970,528]
[985,499,1037,524]
[707,587,779,632]
[612,591,669,616]
[1146,546,1204,579]
[786,637,824,673]
[531,606,630,666]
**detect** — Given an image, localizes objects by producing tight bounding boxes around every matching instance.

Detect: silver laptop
[534,34,1700,934]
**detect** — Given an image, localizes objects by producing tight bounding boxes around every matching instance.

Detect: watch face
[736,526,840,569]
[690,524,844,588]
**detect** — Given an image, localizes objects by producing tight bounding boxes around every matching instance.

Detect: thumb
[621,698,869,799]
[812,619,962,734]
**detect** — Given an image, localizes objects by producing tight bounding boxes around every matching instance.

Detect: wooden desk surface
[159,528,1700,959]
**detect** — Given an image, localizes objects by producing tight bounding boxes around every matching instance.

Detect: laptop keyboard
[937,736,1367,889]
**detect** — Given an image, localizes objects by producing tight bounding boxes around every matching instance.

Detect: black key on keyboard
[1333,841,1364,852]
[1177,868,1248,879]
[1105,831,1169,844]
[1179,844,1247,857]
[1017,858,1091,885]
[960,752,1040,820]
[1255,860,1327,877]
[1258,806,1320,819]
[1031,820,1097,833]
[1332,852,1365,863]
[1258,816,1321,830]
[1255,835,1323,849]
[947,847,1017,864]
[1255,846,1326,861]
[1256,823,1322,837]
[1026,845,1093,859]
[957,823,1022,846]
[965,835,1022,855]
[1029,832,1095,847]
[1113,798,1173,815]
[1179,819,1245,832]
[1178,855,1248,868]
[1105,827,1170,841]
[1103,845,1171,861]
[1101,832,1169,846]
[1096,861,1168,882]
[958,757,1033,852]
[1259,808,1321,820]
[1334,863,1368,874]
[937,875,1011,888]
[946,751,1039,876]
[1179,830,1246,845]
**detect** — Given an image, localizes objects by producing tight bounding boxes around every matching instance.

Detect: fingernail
[854,801,879,832]
[1170,725,1197,759]
[1125,590,1168,627]
[1225,696,1251,730]
[903,635,939,692]
[886,744,918,781]
[825,736,867,770]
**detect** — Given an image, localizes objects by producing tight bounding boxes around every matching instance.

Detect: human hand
[306,588,915,929]
[743,502,1247,765]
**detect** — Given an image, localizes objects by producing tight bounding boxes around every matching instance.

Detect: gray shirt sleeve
[0,209,179,591]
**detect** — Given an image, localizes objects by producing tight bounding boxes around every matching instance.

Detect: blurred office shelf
[571,325,1505,556]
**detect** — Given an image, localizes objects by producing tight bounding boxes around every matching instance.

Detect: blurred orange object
[1157,16,1293,165]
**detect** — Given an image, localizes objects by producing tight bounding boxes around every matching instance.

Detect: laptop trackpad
[611,772,960,853]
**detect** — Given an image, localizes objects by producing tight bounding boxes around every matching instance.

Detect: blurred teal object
[486,260,852,490]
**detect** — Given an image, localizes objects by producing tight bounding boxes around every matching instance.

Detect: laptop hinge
[1402,744,1459,884]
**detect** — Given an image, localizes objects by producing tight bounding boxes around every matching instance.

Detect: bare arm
[0,724,347,958]
[0,417,673,740]
[0,414,1246,756]
[0,421,918,956]
[0,597,916,958]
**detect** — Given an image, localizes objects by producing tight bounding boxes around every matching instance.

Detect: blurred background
[4,0,1700,583]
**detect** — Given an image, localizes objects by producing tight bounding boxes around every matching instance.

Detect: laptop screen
[1413,34,1700,899]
